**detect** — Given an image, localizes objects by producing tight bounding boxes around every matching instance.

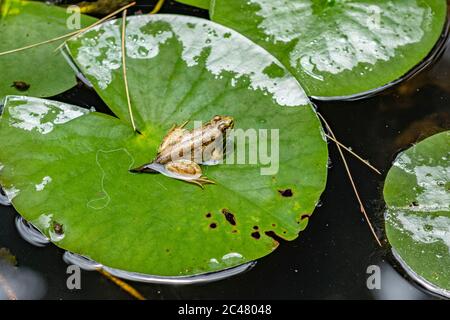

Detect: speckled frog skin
[131,115,234,187]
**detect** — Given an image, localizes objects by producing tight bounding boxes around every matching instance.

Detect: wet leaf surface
[0,15,328,276]
[211,0,447,98]
[0,0,97,97]
[384,131,450,293]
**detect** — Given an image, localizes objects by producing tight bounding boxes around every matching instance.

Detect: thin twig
[54,1,137,52]
[0,2,136,57]
[0,273,17,300]
[0,31,79,56]
[324,134,381,175]
[150,0,166,14]
[318,113,382,247]
[121,9,138,132]
[97,268,145,300]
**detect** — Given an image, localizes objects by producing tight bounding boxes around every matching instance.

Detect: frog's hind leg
[165,159,215,188]
[187,176,216,189]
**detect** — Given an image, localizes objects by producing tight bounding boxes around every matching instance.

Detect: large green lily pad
[384,131,449,294]
[0,0,97,98]
[211,0,448,98]
[0,15,328,276]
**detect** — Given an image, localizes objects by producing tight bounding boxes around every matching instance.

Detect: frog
[131,115,234,188]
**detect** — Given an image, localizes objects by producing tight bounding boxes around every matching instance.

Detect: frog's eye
[218,123,227,131]
[213,116,221,121]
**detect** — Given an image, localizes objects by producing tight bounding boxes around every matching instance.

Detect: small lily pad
[0,15,328,276]
[0,0,97,97]
[384,131,450,296]
[211,0,448,98]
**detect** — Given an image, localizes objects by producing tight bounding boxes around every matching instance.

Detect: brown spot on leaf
[253,226,259,230]
[53,222,64,235]
[11,81,30,92]
[251,231,261,239]
[209,223,217,229]
[206,213,212,218]
[221,208,236,226]
[278,189,293,197]
[301,214,310,220]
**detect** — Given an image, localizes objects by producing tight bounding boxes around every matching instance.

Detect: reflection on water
[371,260,432,300]
[393,112,450,149]
[391,249,450,299]
[15,216,50,247]
[64,252,257,285]
[0,248,46,300]
[14,215,257,285]
[0,187,11,206]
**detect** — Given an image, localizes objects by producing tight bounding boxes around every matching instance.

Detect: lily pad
[211,0,448,98]
[176,0,210,10]
[384,131,450,295]
[0,0,97,98]
[0,15,328,276]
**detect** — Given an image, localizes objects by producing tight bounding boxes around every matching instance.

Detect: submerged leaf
[0,248,17,266]
[211,0,448,98]
[384,131,450,295]
[0,15,328,276]
[0,0,97,97]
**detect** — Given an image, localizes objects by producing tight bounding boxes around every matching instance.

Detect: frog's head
[212,115,234,132]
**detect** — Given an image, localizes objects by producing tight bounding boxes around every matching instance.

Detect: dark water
[0,1,449,300]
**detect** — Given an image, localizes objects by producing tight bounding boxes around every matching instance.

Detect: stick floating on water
[318,112,383,247]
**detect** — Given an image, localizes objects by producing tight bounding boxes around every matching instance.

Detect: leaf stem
[97,268,145,300]
[121,9,138,133]
[0,2,137,57]
[150,0,166,14]
[318,112,382,247]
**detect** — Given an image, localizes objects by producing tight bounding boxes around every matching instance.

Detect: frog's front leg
[165,159,215,188]
[202,138,232,166]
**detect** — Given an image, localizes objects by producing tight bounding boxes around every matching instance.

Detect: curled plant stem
[0,2,137,56]
[324,134,381,175]
[150,0,166,14]
[97,268,145,300]
[318,113,383,247]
